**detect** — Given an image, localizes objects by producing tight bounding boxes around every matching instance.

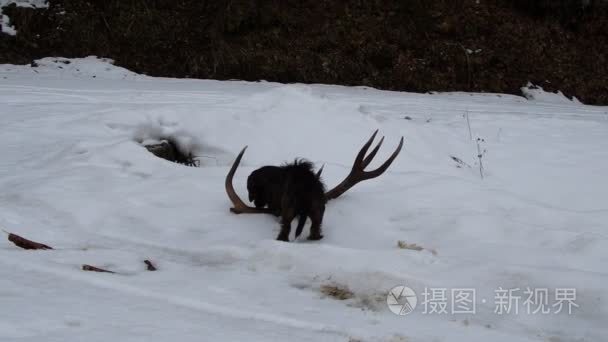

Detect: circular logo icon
[387,285,417,315]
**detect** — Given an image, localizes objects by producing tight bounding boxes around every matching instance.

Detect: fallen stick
[144,259,157,271]
[82,264,115,273]
[3,230,53,250]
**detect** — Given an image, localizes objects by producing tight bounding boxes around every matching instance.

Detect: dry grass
[397,240,438,255]
[320,283,354,300]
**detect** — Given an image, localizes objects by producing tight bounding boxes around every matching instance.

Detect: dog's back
[281,160,325,211]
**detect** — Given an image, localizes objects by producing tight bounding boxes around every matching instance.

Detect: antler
[324,130,404,200]
[316,164,324,178]
[225,146,275,214]
[226,130,402,213]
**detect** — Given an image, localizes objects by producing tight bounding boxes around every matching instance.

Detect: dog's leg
[294,214,307,239]
[307,207,324,241]
[277,207,296,242]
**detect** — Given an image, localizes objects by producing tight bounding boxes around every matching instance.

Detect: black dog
[247,160,326,241]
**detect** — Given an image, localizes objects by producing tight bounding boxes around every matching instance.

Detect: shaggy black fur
[247,159,326,241]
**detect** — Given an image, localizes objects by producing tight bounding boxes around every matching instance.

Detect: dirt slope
[2,0,607,104]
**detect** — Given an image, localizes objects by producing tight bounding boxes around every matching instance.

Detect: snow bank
[0,56,142,80]
[133,119,203,160]
[521,82,582,105]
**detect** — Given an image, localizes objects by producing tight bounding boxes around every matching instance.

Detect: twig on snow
[465,110,473,140]
[82,264,115,273]
[476,138,486,179]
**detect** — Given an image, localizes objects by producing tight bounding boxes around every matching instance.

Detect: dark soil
[2,0,607,104]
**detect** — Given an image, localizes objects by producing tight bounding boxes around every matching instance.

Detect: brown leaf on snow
[4,231,53,250]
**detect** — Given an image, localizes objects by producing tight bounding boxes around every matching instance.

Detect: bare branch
[82,265,115,273]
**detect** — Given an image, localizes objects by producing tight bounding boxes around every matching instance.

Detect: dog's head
[247,168,271,208]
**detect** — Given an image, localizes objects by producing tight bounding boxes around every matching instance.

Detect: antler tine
[362,136,404,178]
[361,136,384,169]
[316,164,325,178]
[225,146,249,213]
[325,131,404,201]
[225,146,274,214]
[352,129,379,169]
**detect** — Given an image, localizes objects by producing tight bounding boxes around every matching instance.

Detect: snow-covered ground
[1,57,607,342]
